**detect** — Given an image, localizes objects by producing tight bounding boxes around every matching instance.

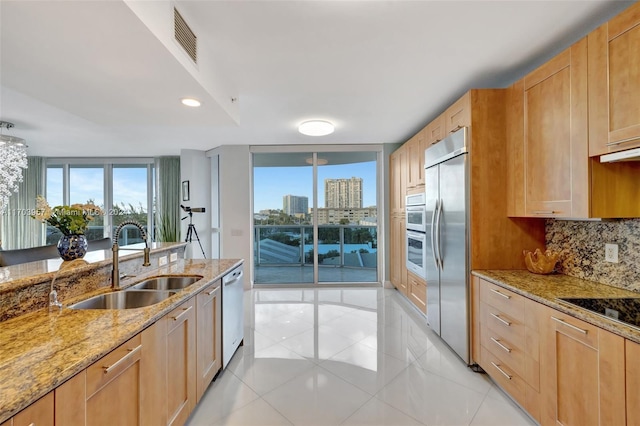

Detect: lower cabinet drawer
[480,301,525,349]
[481,325,525,375]
[481,346,526,406]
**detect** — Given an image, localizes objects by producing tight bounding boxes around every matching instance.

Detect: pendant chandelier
[0,121,28,213]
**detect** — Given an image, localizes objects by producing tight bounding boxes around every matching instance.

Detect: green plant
[32,196,102,236]
[155,212,179,242]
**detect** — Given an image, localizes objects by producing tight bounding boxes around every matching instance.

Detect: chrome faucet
[112,220,151,289]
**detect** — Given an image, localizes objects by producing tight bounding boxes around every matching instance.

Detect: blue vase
[57,234,88,261]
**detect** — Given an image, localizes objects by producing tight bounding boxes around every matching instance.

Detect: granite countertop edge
[472,270,640,344]
[0,257,243,423]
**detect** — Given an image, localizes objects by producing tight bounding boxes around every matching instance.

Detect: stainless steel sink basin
[128,275,203,291]
[68,290,176,310]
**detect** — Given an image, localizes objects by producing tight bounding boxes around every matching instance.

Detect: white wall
[180,149,211,259]
[207,145,252,289]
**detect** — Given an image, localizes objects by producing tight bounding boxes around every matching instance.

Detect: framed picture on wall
[182,180,190,201]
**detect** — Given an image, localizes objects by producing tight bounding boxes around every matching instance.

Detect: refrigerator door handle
[430,199,439,270]
[435,198,443,270]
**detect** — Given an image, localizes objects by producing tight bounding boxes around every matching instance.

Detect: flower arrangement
[32,195,103,236]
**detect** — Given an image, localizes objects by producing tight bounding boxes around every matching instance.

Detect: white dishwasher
[222,264,244,368]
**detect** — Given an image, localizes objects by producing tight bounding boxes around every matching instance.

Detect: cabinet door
[406,135,422,190]
[424,114,445,147]
[627,340,640,426]
[523,38,588,218]
[589,2,640,156]
[166,298,196,426]
[389,216,407,294]
[12,392,53,426]
[444,92,471,135]
[407,271,426,313]
[196,283,222,402]
[389,147,406,216]
[540,307,625,426]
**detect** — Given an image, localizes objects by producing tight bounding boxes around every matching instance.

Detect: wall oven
[406,230,427,277]
[406,193,426,232]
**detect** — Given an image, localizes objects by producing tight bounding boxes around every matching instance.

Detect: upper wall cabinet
[589,2,640,157]
[507,38,589,218]
[444,92,471,135]
[424,114,445,147]
[406,131,425,191]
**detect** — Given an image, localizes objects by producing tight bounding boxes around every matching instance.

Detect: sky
[46,166,148,210]
[253,160,377,212]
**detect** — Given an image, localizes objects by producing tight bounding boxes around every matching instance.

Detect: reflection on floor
[254,265,378,284]
[187,288,535,426]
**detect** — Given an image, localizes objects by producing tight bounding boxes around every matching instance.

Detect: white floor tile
[186,370,260,425]
[320,341,409,395]
[340,398,423,426]
[377,364,486,425]
[229,343,316,395]
[263,366,372,426]
[279,325,358,363]
[210,398,293,426]
[192,287,534,426]
[470,389,536,426]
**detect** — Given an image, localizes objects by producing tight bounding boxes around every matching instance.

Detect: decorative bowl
[523,248,560,275]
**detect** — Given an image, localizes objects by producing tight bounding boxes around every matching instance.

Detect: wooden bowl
[523,248,559,275]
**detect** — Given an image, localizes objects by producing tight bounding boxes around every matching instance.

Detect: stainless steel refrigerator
[424,127,470,364]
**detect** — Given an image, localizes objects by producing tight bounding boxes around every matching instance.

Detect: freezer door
[439,153,470,364]
[424,165,440,335]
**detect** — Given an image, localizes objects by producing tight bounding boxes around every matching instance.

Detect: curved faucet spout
[112,220,151,289]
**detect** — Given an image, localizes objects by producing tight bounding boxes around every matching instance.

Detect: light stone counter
[0,257,242,423]
[473,270,640,344]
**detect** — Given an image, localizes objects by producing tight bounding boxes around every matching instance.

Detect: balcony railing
[254,224,377,269]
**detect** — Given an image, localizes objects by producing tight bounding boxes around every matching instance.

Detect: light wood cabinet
[443,92,471,135]
[56,333,146,426]
[389,147,406,217]
[196,281,222,402]
[475,278,541,422]
[166,298,196,426]
[540,306,626,426]
[390,215,407,295]
[423,114,445,147]
[509,38,589,218]
[589,2,640,156]
[389,145,407,293]
[627,339,640,426]
[407,271,426,313]
[406,132,425,190]
[6,392,54,426]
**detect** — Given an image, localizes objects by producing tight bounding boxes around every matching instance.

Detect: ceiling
[0,0,633,157]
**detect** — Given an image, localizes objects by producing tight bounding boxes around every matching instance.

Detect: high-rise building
[283,195,308,215]
[324,177,363,208]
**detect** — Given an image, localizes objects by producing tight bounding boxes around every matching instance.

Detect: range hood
[600,147,640,163]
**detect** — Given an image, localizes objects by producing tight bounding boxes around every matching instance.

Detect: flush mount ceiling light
[304,157,329,165]
[0,121,28,213]
[298,120,334,136]
[181,98,201,107]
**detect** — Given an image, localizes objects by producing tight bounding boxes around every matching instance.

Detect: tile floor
[187,287,536,426]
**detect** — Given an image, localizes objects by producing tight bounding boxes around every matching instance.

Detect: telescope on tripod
[181,204,206,258]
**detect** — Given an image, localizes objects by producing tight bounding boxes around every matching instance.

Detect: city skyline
[253,160,376,212]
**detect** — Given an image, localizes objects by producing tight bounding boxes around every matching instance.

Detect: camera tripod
[182,210,207,258]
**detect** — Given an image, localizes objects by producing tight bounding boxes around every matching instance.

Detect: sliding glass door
[253,149,379,285]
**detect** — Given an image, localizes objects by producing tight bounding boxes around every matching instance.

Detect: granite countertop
[0,258,242,423]
[473,270,640,344]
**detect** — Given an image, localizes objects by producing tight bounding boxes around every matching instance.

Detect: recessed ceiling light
[298,120,334,136]
[181,98,201,107]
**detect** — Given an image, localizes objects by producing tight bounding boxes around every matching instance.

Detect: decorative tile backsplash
[546,219,640,293]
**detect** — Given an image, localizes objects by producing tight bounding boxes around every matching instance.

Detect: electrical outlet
[158,255,168,266]
[170,253,178,262]
[605,244,619,263]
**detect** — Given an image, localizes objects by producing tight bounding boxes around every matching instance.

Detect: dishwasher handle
[224,269,244,286]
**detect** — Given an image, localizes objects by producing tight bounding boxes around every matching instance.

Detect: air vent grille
[174,7,197,63]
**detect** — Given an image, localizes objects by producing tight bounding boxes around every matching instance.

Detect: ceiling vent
[174,7,197,63]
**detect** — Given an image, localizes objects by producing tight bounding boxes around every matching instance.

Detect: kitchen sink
[68,290,176,310]
[128,275,203,291]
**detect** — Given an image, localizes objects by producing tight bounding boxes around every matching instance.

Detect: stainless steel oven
[406,230,427,277]
[406,193,426,232]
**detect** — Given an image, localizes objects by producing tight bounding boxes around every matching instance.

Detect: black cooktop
[559,297,640,330]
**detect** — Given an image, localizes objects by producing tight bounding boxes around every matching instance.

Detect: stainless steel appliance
[406,193,427,232]
[222,264,244,368]
[406,230,427,277]
[425,127,471,364]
